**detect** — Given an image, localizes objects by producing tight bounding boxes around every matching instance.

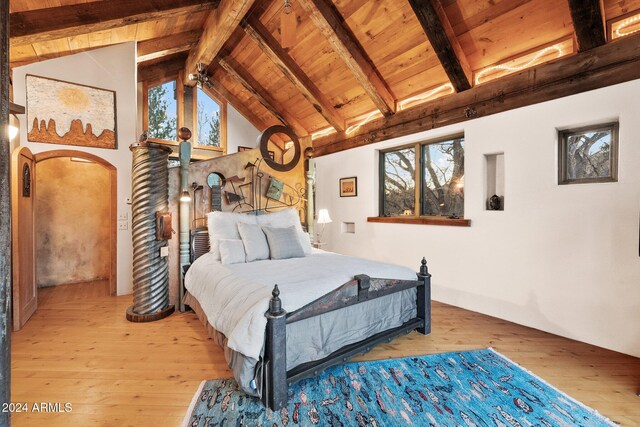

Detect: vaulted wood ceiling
[8,0,640,155]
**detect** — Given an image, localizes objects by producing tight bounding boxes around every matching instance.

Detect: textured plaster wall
[315,79,640,358]
[13,42,137,295]
[35,158,110,287]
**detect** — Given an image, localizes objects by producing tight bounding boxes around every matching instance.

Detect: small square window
[558,122,618,185]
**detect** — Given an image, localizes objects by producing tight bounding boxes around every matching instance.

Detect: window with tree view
[381,135,464,218]
[196,88,222,148]
[559,122,618,184]
[381,147,415,216]
[148,81,177,141]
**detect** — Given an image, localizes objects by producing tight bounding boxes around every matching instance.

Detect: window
[147,80,177,141]
[195,87,224,149]
[381,146,415,216]
[421,138,465,216]
[380,135,465,219]
[558,122,618,184]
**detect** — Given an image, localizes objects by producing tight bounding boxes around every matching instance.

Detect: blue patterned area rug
[182,348,616,426]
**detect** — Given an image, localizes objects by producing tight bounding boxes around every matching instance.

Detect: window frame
[192,86,226,153]
[377,133,467,226]
[558,122,619,185]
[142,73,227,153]
[143,76,180,145]
[379,142,419,217]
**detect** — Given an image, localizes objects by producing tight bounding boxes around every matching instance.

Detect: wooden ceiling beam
[203,75,286,146]
[218,56,308,136]
[9,0,220,47]
[202,79,264,130]
[313,32,640,157]
[568,0,606,51]
[138,54,187,83]
[408,0,472,92]
[184,0,256,86]
[242,17,345,132]
[298,0,396,116]
[137,31,201,64]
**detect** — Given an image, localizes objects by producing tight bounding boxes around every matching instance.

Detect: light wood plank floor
[11,281,640,426]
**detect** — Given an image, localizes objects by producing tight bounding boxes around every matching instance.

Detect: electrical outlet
[118,222,128,230]
[118,212,128,221]
[160,247,169,257]
[125,197,132,204]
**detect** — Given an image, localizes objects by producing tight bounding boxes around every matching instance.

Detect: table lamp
[316,209,332,246]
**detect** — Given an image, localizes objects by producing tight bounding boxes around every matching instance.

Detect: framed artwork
[266,177,284,201]
[268,150,275,160]
[339,176,357,197]
[26,74,117,149]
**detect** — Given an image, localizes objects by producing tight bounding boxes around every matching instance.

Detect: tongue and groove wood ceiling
[8,0,640,153]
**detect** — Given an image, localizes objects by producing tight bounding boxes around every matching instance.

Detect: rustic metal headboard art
[190,228,210,263]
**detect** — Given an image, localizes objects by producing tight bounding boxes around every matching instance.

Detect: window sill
[193,144,224,152]
[148,138,224,152]
[367,216,471,227]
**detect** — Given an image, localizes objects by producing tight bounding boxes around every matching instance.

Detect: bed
[183,209,431,410]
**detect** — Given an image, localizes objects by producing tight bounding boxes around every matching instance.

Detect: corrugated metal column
[178,128,191,312]
[0,0,12,424]
[127,137,174,322]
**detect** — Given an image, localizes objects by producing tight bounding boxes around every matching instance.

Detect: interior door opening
[33,150,117,298]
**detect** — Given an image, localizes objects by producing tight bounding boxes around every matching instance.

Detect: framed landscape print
[339,177,357,197]
[26,74,117,149]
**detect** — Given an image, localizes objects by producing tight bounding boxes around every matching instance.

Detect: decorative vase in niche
[489,194,501,210]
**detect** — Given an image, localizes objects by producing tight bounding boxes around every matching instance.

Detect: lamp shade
[8,125,18,141]
[179,190,192,202]
[317,209,332,224]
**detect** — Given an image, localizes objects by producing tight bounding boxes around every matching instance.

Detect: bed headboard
[190,228,210,262]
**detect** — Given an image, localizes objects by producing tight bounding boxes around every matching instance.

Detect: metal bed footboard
[261,257,432,410]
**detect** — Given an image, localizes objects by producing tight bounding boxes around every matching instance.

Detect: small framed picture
[339,177,357,197]
[268,150,275,160]
[237,146,252,152]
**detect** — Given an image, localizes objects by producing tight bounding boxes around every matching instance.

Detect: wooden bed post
[417,257,432,335]
[263,285,288,410]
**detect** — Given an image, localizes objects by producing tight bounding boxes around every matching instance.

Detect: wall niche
[485,153,505,211]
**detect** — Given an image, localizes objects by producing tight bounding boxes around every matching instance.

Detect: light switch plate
[160,247,169,257]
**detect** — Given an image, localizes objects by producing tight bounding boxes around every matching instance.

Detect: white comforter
[184,251,418,360]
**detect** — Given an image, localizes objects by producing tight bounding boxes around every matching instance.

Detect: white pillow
[219,239,246,265]
[237,222,270,262]
[207,211,258,260]
[262,225,305,260]
[297,230,313,255]
[257,208,303,232]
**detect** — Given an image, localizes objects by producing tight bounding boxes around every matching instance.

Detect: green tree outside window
[148,81,177,141]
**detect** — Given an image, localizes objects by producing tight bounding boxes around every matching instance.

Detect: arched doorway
[33,150,117,296]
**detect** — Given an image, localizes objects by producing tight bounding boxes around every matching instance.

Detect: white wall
[227,104,261,153]
[12,43,137,296]
[315,79,640,358]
